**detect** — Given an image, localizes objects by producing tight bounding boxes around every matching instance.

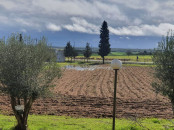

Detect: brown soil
[0,66,172,118]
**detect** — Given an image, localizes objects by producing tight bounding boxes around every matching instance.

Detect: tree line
[64,21,111,64]
[64,42,92,62]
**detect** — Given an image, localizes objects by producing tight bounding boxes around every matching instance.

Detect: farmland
[91,55,152,62]
[76,52,152,62]
[0,65,172,119]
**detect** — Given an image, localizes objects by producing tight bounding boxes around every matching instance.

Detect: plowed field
[0,66,172,118]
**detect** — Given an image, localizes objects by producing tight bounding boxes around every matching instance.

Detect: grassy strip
[0,114,174,130]
[57,61,97,67]
[123,64,155,67]
[80,52,149,57]
[57,61,154,68]
[108,52,127,56]
[76,55,152,62]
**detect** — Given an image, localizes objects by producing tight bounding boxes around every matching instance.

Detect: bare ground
[0,65,172,118]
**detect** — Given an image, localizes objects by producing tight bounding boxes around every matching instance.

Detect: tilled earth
[0,66,172,118]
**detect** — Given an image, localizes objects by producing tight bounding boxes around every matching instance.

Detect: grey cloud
[0,0,174,36]
[32,0,101,18]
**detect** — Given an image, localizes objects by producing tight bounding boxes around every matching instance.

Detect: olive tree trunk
[11,96,35,130]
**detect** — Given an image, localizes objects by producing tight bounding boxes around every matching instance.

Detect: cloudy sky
[0,0,174,49]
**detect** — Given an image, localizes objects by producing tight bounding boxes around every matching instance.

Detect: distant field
[108,52,127,56]
[76,52,152,62]
[0,114,174,130]
[76,55,152,62]
[94,55,152,62]
[79,51,148,56]
[56,62,154,68]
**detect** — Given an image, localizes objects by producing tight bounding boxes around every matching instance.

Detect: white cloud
[109,26,144,36]
[63,17,99,34]
[46,23,61,31]
[109,23,174,36]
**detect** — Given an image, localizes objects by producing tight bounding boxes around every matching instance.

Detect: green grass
[0,114,174,130]
[92,55,152,62]
[91,52,141,56]
[57,60,154,68]
[123,64,155,67]
[56,61,100,67]
[108,52,127,56]
[77,52,152,62]
[76,55,152,62]
[57,62,154,67]
[56,62,78,67]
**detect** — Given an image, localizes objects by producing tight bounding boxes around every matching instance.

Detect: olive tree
[0,34,61,130]
[152,32,174,116]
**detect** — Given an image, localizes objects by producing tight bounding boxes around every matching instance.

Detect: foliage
[98,21,111,64]
[152,32,174,115]
[126,50,132,56]
[138,50,152,55]
[64,42,73,61]
[108,52,127,56]
[72,47,78,61]
[84,43,92,62]
[0,34,61,130]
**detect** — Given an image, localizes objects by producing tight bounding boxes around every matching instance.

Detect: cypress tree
[64,42,73,62]
[98,21,111,64]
